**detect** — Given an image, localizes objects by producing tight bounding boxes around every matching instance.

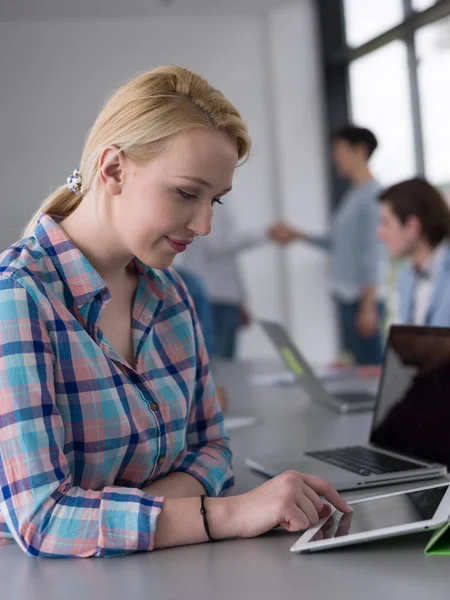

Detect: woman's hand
[226,471,352,539]
[154,471,351,549]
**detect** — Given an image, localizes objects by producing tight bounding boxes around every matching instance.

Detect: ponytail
[23,185,83,238]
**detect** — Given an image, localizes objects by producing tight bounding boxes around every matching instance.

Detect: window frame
[317,0,450,207]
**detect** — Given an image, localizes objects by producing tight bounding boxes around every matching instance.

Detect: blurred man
[177,201,291,360]
[275,125,386,365]
[378,178,450,326]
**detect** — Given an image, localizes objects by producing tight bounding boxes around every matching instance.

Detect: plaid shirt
[0,213,233,558]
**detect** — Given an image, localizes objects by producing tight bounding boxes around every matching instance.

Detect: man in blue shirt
[378,178,450,327]
[277,125,386,365]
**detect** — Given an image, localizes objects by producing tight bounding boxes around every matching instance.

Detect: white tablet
[290,482,450,554]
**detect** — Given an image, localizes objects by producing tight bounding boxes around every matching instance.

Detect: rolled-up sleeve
[306,233,332,251]
[0,278,164,558]
[171,276,234,496]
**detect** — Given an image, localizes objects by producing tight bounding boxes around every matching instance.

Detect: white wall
[0,16,273,246]
[0,15,284,356]
[0,2,336,363]
[268,1,338,362]
[239,0,337,363]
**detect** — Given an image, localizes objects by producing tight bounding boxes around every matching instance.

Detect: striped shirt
[0,213,233,558]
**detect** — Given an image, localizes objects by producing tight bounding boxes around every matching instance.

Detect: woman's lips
[166,237,193,253]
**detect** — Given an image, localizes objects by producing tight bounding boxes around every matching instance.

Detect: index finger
[302,474,352,513]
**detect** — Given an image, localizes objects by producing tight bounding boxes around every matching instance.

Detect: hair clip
[67,169,83,195]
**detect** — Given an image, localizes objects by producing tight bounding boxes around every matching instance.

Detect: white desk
[1,360,448,600]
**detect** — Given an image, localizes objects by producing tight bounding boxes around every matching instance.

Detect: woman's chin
[135,251,175,271]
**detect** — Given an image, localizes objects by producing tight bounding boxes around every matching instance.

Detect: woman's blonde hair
[24,66,251,237]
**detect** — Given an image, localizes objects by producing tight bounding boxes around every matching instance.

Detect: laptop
[246,325,450,491]
[259,319,377,413]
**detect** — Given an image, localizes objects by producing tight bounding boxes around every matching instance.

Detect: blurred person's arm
[304,233,332,251]
[259,223,333,250]
[356,198,382,337]
[197,204,267,258]
[202,225,268,258]
[357,285,378,337]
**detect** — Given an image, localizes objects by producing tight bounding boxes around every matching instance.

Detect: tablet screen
[311,485,448,542]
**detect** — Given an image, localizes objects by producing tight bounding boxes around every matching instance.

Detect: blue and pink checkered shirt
[0,213,233,558]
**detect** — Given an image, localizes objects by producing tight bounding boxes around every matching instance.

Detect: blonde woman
[0,67,350,558]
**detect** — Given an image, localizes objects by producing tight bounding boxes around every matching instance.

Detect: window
[321,0,450,198]
[349,41,416,185]
[343,0,404,47]
[416,16,450,185]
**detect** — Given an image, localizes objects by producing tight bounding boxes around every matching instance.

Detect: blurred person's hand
[356,365,382,379]
[268,223,303,245]
[216,385,228,413]
[356,305,378,338]
[329,361,353,370]
[239,305,251,327]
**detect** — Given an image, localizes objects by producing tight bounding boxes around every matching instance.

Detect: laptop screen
[370,326,450,466]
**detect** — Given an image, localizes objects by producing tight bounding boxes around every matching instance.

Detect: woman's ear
[98,146,124,196]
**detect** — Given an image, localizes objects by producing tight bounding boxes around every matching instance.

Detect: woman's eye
[212,198,224,206]
[177,188,197,200]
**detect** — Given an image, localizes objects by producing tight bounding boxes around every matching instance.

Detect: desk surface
[1,360,449,600]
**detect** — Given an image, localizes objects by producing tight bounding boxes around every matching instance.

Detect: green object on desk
[425,522,450,555]
[280,347,304,377]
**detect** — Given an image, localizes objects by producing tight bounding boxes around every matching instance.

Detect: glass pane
[349,41,416,185]
[343,0,404,47]
[412,0,436,11]
[416,16,450,186]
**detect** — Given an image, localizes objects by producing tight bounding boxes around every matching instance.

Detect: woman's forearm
[154,496,234,548]
[142,471,206,499]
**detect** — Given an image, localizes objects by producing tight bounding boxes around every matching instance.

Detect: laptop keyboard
[305,446,424,477]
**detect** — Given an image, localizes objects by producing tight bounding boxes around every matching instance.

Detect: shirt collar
[33,213,166,308]
[414,242,447,281]
[33,213,110,306]
[34,212,167,309]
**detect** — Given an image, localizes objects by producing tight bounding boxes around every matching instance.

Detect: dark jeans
[211,302,241,360]
[335,298,385,366]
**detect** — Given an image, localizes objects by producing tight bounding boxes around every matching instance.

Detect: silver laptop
[259,319,377,413]
[246,325,450,492]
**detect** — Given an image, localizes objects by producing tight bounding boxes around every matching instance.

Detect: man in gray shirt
[177,203,291,359]
[278,125,385,365]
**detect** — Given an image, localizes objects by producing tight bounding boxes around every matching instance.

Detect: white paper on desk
[248,372,297,387]
[314,366,356,381]
[223,416,258,431]
[248,367,349,387]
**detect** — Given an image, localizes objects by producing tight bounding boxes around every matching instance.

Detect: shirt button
[150,401,159,412]
[157,455,165,464]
